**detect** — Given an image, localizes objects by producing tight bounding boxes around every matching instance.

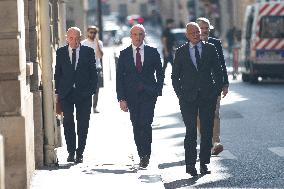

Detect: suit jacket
[55,45,98,99]
[116,45,164,104]
[171,41,223,102]
[208,37,229,87]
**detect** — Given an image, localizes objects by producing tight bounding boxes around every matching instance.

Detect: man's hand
[119,100,128,112]
[222,86,229,98]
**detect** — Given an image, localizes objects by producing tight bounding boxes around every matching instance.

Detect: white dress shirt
[132,43,144,66]
[68,45,80,70]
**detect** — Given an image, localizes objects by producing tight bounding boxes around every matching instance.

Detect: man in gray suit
[172,22,223,176]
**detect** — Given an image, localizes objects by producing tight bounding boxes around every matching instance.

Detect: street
[30,26,284,189]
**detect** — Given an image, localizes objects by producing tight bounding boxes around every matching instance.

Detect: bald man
[116,24,164,168]
[55,27,98,163]
[172,22,223,176]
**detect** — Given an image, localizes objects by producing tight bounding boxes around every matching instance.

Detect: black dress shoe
[200,164,211,174]
[67,153,75,162]
[186,166,198,176]
[139,156,150,168]
[75,154,83,163]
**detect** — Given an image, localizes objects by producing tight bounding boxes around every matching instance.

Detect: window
[259,16,284,38]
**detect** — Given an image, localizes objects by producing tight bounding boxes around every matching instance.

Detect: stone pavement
[30,84,165,189]
[30,47,166,189]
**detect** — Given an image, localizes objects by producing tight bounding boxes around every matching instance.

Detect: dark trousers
[128,92,157,158]
[179,94,217,166]
[92,87,99,109]
[162,51,174,73]
[61,89,92,156]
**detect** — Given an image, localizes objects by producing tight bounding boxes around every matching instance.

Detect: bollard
[0,135,4,189]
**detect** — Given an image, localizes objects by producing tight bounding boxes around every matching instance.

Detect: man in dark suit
[54,27,97,163]
[196,17,229,156]
[172,22,223,176]
[116,24,164,168]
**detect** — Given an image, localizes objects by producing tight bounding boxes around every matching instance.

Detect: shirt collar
[189,41,202,48]
[132,43,144,51]
[68,44,81,51]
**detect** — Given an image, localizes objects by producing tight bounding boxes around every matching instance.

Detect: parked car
[126,14,144,26]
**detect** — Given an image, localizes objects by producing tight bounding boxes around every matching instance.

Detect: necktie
[194,45,201,70]
[72,49,76,70]
[136,47,142,73]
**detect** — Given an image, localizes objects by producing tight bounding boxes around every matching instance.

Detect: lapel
[63,45,71,64]
[143,45,148,70]
[126,45,136,69]
[184,43,198,71]
[200,41,208,70]
[77,45,83,69]
[200,41,206,61]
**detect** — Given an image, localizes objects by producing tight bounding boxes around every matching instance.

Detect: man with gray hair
[196,17,229,156]
[172,22,223,176]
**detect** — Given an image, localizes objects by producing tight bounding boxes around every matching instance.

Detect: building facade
[0,0,65,188]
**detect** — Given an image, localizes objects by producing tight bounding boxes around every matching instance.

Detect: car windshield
[259,16,284,38]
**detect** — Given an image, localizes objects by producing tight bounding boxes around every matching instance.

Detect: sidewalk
[30,47,165,189]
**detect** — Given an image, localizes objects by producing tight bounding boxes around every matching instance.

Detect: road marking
[219,150,237,159]
[268,147,284,157]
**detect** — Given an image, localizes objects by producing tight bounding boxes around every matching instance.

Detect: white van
[239,1,284,83]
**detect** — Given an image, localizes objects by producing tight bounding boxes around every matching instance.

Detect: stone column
[0,0,35,189]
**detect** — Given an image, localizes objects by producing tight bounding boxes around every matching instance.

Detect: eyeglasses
[89,31,97,34]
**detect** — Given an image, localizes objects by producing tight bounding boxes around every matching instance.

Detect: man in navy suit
[55,27,97,163]
[116,24,164,168]
[172,22,223,176]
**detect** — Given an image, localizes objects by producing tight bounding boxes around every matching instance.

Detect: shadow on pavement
[38,163,75,170]
[82,167,137,175]
[158,160,185,169]
[164,175,201,189]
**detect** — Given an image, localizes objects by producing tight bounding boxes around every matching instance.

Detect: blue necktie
[194,45,201,70]
[72,49,76,70]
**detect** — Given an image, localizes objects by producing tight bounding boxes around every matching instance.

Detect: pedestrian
[116,24,164,168]
[196,17,229,155]
[161,18,175,75]
[171,22,223,176]
[54,27,98,163]
[81,25,104,113]
[226,26,236,53]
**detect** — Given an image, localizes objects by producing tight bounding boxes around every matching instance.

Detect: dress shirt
[132,44,144,67]
[68,45,80,70]
[188,41,202,69]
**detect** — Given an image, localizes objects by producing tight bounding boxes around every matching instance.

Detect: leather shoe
[93,108,100,113]
[211,143,223,155]
[186,165,198,176]
[139,156,150,168]
[200,164,211,174]
[75,154,83,163]
[67,153,75,162]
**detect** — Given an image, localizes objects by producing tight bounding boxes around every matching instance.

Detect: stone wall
[0,0,35,188]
